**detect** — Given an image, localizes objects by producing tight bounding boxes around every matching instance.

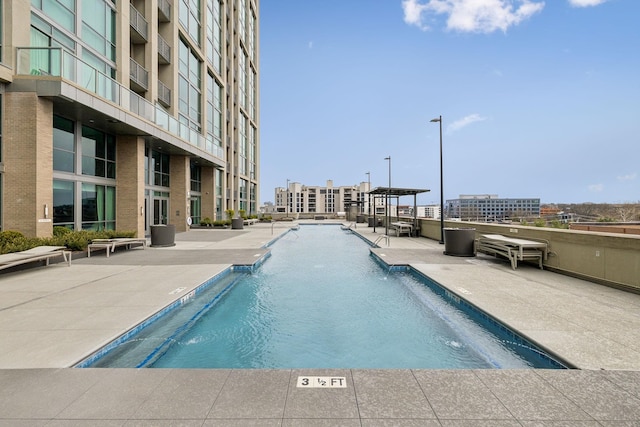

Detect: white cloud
[402,0,432,30]
[448,114,488,132]
[617,173,637,182]
[401,0,545,33]
[588,184,604,193]
[568,0,608,7]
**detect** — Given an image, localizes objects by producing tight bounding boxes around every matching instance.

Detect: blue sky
[259,0,639,205]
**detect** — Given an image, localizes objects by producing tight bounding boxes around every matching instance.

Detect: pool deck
[1,220,639,425]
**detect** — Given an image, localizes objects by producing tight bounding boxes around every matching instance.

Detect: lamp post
[285,178,290,218]
[365,171,371,217]
[384,156,391,237]
[430,115,444,244]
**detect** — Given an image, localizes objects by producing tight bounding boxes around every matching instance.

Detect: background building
[0,0,259,237]
[447,195,540,221]
[275,180,371,216]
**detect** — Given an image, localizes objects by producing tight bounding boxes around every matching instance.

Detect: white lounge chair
[88,238,147,258]
[0,246,71,271]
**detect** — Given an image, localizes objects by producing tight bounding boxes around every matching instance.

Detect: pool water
[85,225,566,369]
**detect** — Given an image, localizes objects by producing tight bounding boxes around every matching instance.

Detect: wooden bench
[390,221,413,237]
[476,234,547,270]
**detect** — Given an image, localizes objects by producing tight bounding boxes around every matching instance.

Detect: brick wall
[3,92,53,237]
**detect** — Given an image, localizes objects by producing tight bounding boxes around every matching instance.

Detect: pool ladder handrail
[374,234,391,247]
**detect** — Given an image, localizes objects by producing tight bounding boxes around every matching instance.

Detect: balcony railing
[158,79,171,107]
[129,58,149,91]
[130,4,149,43]
[157,34,171,64]
[158,0,171,22]
[16,47,224,161]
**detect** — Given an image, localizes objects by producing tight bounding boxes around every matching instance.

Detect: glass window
[215,168,222,220]
[178,39,202,132]
[53,115,75,172]
[179,0,201,45]
[53,179,75,228]
[190,195,201,225]
[190,163,201,192]
[33,0,76,33]
[152,150,170,187]
[82,182,115,230]
[206,0,222,73]
[81,0,116,61]
[82,125,115,178]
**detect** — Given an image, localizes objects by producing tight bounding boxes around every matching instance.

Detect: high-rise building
[275,181,372,216]
[0,0,259,237]
[447,194,540,221]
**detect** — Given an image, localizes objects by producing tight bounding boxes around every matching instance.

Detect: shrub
[200,217,213,226]
[0,229,138,253]
[0,230,25,246]
[53,226,72,237]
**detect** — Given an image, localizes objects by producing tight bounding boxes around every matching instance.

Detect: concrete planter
[231,218,244,229]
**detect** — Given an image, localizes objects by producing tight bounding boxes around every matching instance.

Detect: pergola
[367,187,430,236]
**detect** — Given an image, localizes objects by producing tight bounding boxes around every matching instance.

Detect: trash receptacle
[150,224,176,247]
[231,218,244,229]
[356,215,365,223]
[443,228,476,257]
[368,217,375,227]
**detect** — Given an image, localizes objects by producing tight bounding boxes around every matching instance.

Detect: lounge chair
[0,246,71,271]
[88,238,147,258]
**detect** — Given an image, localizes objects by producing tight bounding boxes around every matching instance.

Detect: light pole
[365,171,371,217]
[384,156,391,237]
[285,178,290,218]
[430,115,444,244]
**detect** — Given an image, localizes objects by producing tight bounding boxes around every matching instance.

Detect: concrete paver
[0,220,639,425]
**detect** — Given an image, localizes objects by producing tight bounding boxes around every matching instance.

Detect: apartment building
[447,194,540,221]
[275,180,372,216]
[0,0,259,238]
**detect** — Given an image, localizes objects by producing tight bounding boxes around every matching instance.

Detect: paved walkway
[1,221,639,425]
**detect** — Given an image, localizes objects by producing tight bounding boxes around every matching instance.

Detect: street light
[285,178,290,218]
[384,156,391,237]
[365,171,371,217]
[430,115,444,244]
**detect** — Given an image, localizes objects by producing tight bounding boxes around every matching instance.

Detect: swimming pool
[81,225,567,369]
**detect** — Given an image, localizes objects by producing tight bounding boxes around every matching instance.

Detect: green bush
[200,217,213,226]
[0,229,138,254]
[0,230,25,246]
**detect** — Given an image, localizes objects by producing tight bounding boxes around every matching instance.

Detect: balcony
[129,58,149,92]
[130,4,148,43]
[157,34,171,64]
[158,0,171,22]
[15,47,224,162]
[157,80,171,108]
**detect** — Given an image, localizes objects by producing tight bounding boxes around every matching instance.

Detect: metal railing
[129,58,149,90]
[130,4,149,42]
[157,34,171,64]
[158,0,172,22]
[157,80,171,107]
[16,47,224,161]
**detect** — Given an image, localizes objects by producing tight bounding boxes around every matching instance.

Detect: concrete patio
[0,221,639,425]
